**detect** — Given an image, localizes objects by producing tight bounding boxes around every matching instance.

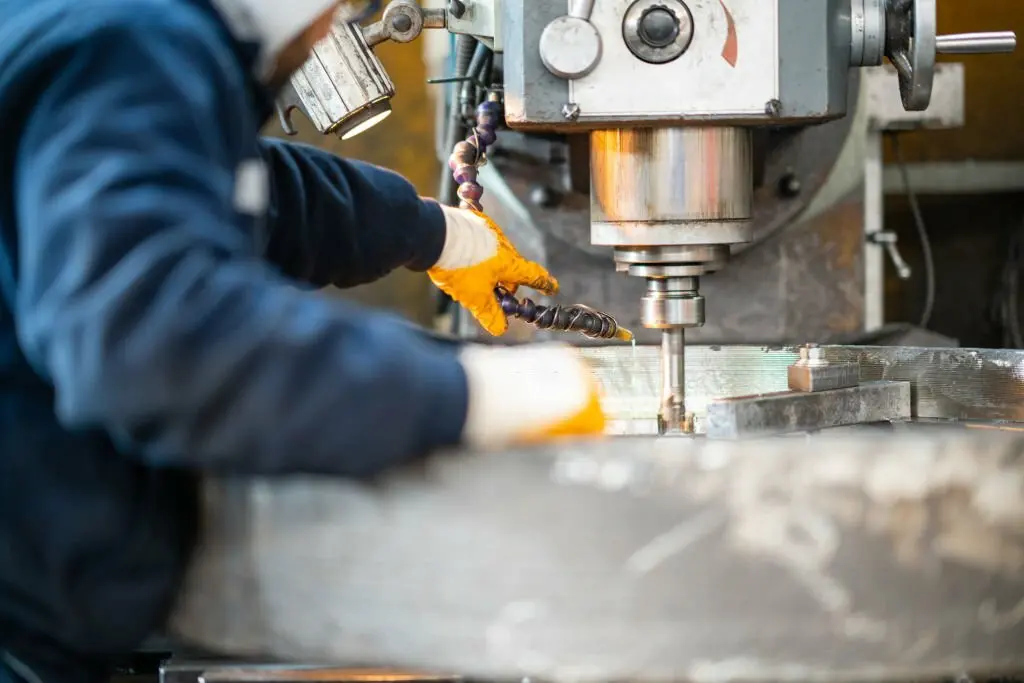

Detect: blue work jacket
[0,1,468,680]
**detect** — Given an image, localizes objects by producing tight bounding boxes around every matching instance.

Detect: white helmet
[210,0,380,80]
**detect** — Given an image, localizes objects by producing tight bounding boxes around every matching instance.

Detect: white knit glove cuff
[458,343,592,449]
[433,205,498,270]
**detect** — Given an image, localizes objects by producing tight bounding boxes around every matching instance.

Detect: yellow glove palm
[428,207,558,336]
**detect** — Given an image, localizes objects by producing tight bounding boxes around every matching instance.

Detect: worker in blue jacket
[0,0,608,681]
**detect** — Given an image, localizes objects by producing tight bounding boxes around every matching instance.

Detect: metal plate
[577,345,1024,434]
[171,428,1024,682]
[705,381,911,439]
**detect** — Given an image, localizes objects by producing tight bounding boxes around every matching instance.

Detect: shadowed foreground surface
[171,427,1024,683]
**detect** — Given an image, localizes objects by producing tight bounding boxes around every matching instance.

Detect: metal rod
[658,328,686,434]
[936,31,1016,54]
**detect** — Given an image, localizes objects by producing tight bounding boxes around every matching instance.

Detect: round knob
[539,16,603,79]
[638,7,680,47]
[622,0,694,65]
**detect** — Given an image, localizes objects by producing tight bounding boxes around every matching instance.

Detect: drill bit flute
[448,93,632,343]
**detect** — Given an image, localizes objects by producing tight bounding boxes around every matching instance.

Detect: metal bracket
[445,0,502,51]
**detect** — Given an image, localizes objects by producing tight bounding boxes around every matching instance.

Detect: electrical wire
[995,220,1024,348]
[889,133,936,329]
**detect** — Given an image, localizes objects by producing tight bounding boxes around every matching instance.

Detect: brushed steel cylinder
[589,126,754,248]
[641,277,705,328]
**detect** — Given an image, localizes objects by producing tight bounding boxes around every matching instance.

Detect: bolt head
[391,13,413,32]
[638,6,680,47]
[561,102,581,120]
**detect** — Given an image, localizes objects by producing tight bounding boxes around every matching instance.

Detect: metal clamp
[538,0,603,79]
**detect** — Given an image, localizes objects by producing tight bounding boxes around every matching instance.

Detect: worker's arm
[13,19,469,476]
[258,138,448,288]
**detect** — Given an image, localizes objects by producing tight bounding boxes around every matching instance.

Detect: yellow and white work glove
[458,343,607,447]
[428,206,558,336]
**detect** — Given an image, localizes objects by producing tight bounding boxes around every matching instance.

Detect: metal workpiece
[173,429,1024,681]
[705,380,911,440]
[574,345,1024,435]
[787,345,860,393]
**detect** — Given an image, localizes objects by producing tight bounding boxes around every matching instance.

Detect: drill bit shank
[658,328,687,433]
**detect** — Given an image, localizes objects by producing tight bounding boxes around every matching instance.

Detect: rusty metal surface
[170,428,1024,682]
[576,345,1024,435]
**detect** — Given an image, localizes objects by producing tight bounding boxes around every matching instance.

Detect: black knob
[638,7,680,48]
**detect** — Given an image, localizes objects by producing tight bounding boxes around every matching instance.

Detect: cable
[889,133,936,329]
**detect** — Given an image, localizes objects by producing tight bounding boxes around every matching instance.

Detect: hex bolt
[765,99,781,117]
[562,102,581,121]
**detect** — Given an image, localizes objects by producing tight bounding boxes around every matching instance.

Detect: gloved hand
[429,206,558,336]
[458,343,607,447]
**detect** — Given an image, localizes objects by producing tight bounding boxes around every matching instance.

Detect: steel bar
[705,380,911,439]
[657,328,686,434]
[936,31,1017,54]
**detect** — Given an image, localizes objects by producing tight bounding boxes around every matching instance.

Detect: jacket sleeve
[259,138,448,288]
[12,19,468,476]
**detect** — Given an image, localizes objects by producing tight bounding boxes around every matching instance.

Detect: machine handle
[936,31,1017,55]
[569,0,596,20]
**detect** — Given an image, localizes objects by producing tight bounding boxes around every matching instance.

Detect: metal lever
[936,31,1017,54]
[569,0,596,19]
[869,231,911,280]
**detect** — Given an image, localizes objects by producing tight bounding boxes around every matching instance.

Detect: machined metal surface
[706,380,911,440]
[575,345,1024,435]
[787,346,861,393]
[172,428,1024,682]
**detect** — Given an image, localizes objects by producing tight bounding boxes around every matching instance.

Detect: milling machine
[278,0,1013,435]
